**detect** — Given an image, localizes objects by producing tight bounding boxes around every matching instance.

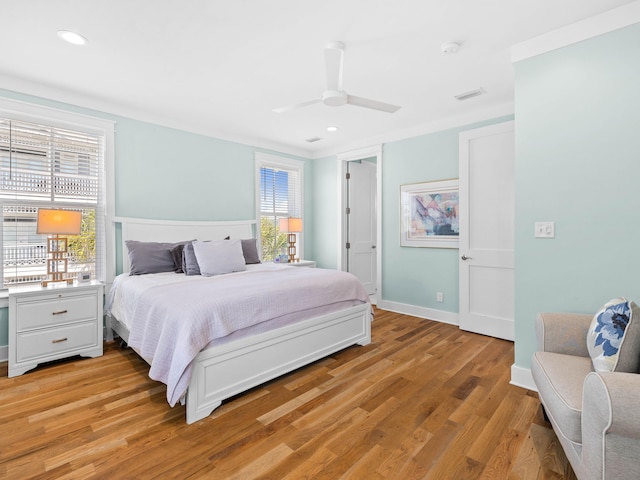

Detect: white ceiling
[0,0,634,158]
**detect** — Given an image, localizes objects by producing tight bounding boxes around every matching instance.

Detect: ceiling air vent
[305,137,322,143]
[455,88,486,101]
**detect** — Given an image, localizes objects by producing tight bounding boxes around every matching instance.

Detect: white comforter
[105,264,369,406]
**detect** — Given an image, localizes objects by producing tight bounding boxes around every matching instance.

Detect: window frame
[0,97,115,288]
[254,152,305,262]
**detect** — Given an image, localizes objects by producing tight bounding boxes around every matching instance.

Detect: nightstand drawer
[16,294,98,331]
[16,321,99,363]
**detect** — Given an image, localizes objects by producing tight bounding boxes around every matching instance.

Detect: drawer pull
[52,337,68,344]
[52,310,68,316]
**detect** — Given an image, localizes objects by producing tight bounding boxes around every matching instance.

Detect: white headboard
[115,217,257,276]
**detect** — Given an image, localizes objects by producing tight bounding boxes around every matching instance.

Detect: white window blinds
[0,117,105,286]
[256,154,303,261]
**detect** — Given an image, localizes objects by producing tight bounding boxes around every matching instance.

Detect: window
[0,106,110,287]
[255,153,303,261]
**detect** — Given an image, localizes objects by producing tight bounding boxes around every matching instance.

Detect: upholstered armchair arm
[535,312,592,357]
[581,372,640,480]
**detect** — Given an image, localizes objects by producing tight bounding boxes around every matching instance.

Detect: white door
[347,160,377,296]
[459,121,515,341]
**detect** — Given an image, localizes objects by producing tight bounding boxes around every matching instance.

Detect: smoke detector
[441,42,460,54]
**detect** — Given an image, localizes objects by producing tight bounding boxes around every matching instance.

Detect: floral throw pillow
[586,297,640,372]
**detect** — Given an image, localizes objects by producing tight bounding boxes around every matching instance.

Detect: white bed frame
[107,217,372,424]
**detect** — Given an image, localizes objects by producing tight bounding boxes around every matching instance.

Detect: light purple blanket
[106,264,369,406]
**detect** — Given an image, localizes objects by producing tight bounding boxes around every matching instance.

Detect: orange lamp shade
[36,209,82,235]
[279,217,303,233]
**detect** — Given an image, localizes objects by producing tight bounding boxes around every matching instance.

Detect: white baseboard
[0,344,7,363]
[377,300,459,326]
[510,364,537,392]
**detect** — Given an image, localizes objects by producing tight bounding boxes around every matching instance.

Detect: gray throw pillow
[241,238,261,264]
[170,244,185,273]
[126,240,191,275]
[182,242,201,276]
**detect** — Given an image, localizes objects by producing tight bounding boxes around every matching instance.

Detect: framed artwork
[400,179,459,248]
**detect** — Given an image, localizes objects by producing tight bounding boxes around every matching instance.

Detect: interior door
[347,160,377,296]
[459,121,515,341]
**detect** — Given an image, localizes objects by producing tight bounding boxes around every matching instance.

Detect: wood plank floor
[0,308,577,479]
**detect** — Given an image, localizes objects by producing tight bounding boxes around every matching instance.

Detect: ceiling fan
[273,41,401,114]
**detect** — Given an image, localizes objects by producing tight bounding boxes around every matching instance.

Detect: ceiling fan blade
[347,95,401,113]
[324,41,344,91]
[272,98,321,114]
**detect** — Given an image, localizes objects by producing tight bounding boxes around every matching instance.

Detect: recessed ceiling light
[57,30,88,46]
[326,126,339,132]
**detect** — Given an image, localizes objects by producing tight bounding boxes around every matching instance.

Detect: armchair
[531,312,640,480]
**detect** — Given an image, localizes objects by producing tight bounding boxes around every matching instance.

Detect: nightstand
[283,260,316,267]
[8,281,104,377]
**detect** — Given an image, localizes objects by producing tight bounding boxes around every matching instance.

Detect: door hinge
[346,242,351,249]
[346,172,351,180]
[346,207,351,214]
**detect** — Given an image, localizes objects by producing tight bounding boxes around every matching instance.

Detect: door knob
[461,254,472,260]
[371,245,376,249]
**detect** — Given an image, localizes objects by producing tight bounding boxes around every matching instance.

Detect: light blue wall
[0,89,311,348]
[513,23,640,369]
[382,116,513,311]
[114,119,256,221]
[310,155,339,268]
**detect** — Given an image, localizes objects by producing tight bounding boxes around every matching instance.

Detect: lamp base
[43,234,73,287]
[287,233,298,263]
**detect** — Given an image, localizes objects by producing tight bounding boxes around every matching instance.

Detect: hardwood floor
[0,308,577,479]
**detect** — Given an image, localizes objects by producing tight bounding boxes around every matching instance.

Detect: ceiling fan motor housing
[322,90,348,106]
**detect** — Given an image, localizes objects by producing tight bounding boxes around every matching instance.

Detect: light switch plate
[535,221,555,238]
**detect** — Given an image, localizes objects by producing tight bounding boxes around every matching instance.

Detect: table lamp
[36,208,82,286]
[279,217,302,263]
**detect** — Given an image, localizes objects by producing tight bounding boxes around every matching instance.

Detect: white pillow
[192,239,247,276]
[586,297,640,372]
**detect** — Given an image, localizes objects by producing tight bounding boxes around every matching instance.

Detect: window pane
[2,205,96,286]
[0,119,101,203]
[0,116,103,286]
[258,161,302,261]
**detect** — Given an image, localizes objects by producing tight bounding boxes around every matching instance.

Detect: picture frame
[400,179,459,248]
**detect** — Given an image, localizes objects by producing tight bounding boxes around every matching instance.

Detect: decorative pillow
[192,239,247,276]
[126,240,190,276]
[241,238,261,264]
[586,297,640,372]
[169,244,185,273]
[182,242,201,276]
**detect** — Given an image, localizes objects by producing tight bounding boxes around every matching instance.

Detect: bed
[105,217,372,424]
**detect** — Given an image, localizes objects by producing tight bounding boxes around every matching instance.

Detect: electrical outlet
[535,221,555,238]
[436,292,444,303]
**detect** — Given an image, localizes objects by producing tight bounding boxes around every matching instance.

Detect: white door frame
[337,145,382,301]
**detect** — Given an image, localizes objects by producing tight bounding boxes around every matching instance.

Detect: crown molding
[512,1,640,63]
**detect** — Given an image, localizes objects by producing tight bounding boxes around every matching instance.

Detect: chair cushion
[531,351,593,445]
[587,298,640,373]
